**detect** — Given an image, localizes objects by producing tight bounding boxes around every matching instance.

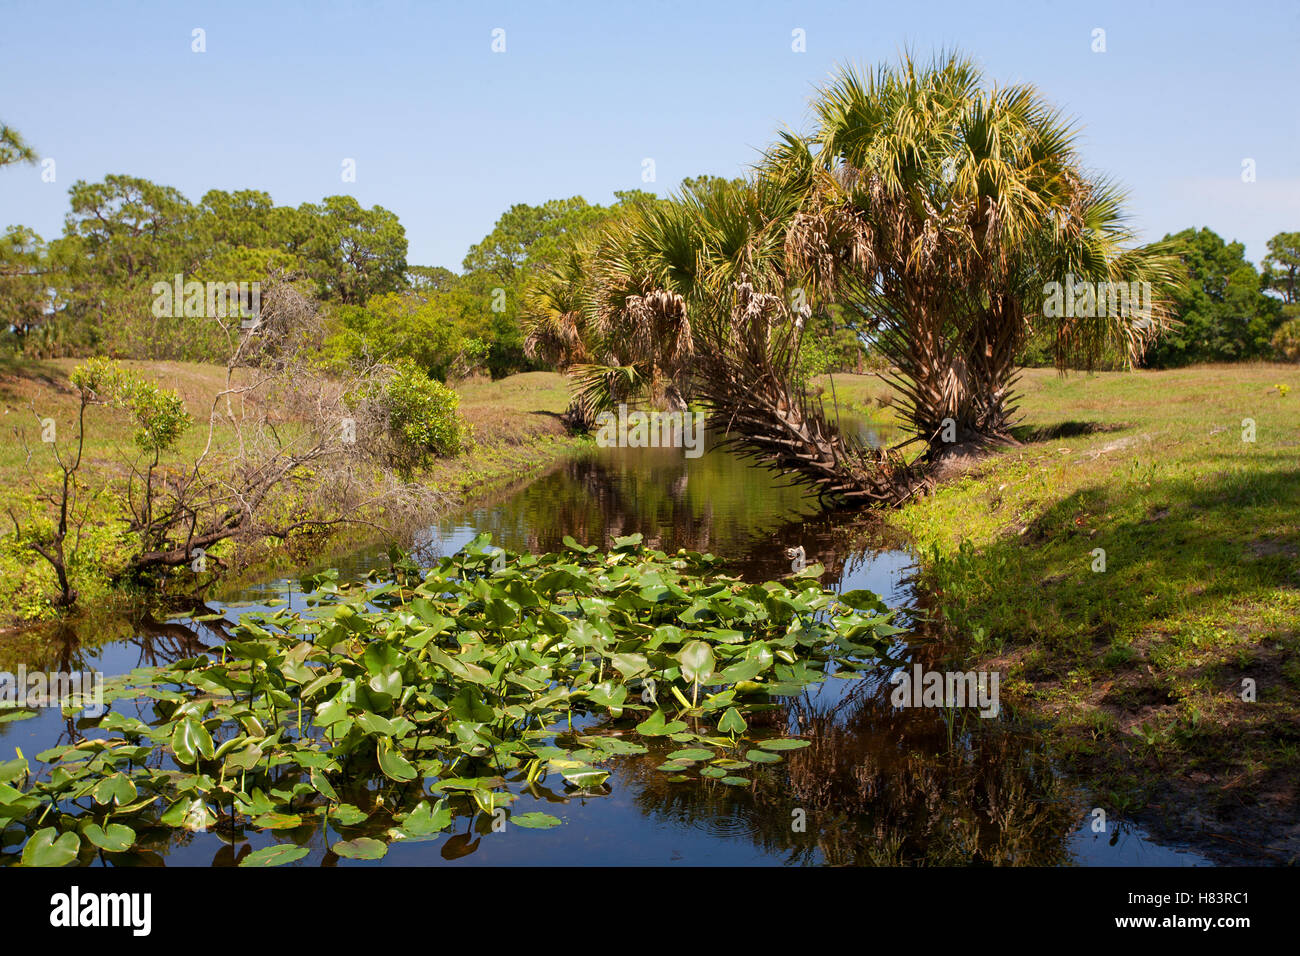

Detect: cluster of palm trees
[524,52,1178,503]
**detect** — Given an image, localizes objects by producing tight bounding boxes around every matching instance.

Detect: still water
[0,423,1213,866]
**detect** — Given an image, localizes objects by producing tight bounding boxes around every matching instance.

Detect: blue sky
[2,0,1296,270]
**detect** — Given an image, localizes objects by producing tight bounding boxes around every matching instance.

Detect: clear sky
[1,0,1296,270]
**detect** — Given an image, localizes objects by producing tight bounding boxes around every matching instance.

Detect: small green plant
[9,359,192,607]
[70,357,193,453]
[383,360,467,458]
[348,359,470,475]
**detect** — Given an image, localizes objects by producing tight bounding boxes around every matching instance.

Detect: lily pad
[510,812,562,829]
[718,707,747,735]
[251,812,302,830]
[81,823,136,852]
[332,837,388,860]
[666,747,715,762]
[636,709,687,737]
[20,828,79,866]
[240,843,310,867]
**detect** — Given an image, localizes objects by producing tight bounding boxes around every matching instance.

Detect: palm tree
[572,174,922,504]
[522,243,593,372]
[536,52,1175,502]
[779,52,1179,458]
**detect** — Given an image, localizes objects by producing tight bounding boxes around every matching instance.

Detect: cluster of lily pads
[0,533,901,866]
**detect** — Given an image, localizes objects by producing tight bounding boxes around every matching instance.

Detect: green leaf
[666,748,714,762]
[551,763,609,789]
[93,772,138,807]
[510,811,562,829]
[757,738,811,751]
[657,759,695,772]
[678,641,716,684]
[405,616,452,649]
[610,653,649,679]
[718,707,747,735]
[377,743,418,783]
[309,768,338,802]
[401,799,452,836]
[240,844,310,867]
[561,534,596,553]
[82,823,136,853]
[355,712,396,736]
[635,709,688,737]
[333,837,388,860]
[0,757,29,784]
[837,589,886,612]
[252,812,303,830]
[162,796,216,832]
[586,680,628,710]
[20,828,80,866]
[171,716,214,765]
[330,804,370,826]
[584,736,647,756]
[718,658,765,684]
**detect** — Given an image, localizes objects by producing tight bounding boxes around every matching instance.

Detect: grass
[0,359,578,627]
[833,363,1300,862]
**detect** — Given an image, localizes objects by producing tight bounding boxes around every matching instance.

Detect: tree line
[2,99,1297,400]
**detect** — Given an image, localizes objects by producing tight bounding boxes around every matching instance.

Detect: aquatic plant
[0,533,900,865]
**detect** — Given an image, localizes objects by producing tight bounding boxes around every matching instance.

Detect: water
[0,420,1214,866]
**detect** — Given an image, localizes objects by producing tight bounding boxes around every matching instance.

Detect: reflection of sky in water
[2,433,1222,866]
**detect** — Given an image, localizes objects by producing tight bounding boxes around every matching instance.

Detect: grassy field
[0,359,577,626]
[829,364,1300,861]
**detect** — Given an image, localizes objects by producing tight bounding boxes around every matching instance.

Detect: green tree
[0,225,49,340]
[46,175,200,356]
[778,53,1178,450]
[298,195,407,304]
[326,291,468,381]
[405,265,458,293]
[61,174,199,284]
[1262,231,1300,307]
[462,197,608,284]
[0,122,36,168]
[1143,228,1283,367]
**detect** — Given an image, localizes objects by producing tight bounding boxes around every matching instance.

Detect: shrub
[385,361,467,458]
[348,360,470,474]
[1272,316,1300,361]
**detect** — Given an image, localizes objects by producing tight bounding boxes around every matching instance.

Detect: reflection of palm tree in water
[463,455,723,556]
[458,450,909,578]
[620,669,1080,866]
